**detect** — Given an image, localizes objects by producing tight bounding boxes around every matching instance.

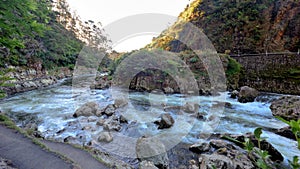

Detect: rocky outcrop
[154,113,175,129]
[136,137,169,169]
[192,140,255,169]
[238,86,259,103]
[270,96,300,121]
[3,65,71,95]
[190,134,283,169]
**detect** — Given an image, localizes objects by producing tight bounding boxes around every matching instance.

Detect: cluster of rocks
[188,133,284,169]
[0,157,16,169]
[72,99,128,143]
[270,95,300,121]
[3,65,71,95]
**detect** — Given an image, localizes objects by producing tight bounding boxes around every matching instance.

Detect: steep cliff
[147,0,300,54]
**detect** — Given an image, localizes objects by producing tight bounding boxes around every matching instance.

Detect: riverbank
[1,65,72,96]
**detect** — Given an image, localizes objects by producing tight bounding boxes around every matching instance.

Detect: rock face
[136,137,169,169]
[238,86,259,103]
[148,0,300,54]
[73,102,99,117]
[154,113,175,129]
[270,96,300,121]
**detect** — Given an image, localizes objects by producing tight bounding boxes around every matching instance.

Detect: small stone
[96,118,106,126]
[189,142,211,153]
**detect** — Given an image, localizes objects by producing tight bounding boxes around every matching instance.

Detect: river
[0,79,299,167]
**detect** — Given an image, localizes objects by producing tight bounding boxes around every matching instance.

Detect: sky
[67,0,191,52]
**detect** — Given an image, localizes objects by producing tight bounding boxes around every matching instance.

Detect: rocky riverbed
[0,81,299,168]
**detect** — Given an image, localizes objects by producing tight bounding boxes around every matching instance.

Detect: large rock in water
[73,102,99,117]
[270,96,300,121]
[238,86,259,103]
[154,113,175,129]
[136,137,169,169]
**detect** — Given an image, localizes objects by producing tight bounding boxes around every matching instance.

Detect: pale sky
[67,0,190,52]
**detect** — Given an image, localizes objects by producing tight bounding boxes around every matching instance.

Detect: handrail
[230,52,300,57]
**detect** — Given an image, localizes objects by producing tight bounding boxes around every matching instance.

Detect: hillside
[147,0,300,54]
[0,0,109,70]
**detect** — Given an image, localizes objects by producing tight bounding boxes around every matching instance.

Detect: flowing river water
[0,79,299,168]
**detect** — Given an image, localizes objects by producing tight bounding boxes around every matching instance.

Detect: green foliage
[226,57,241,76]
[0,0,109,70]
[189,56,199,63]
[276,116,300,149]
[224,128,273,169]
[254,127,263,149]
[244,138,255,154]
[289,156,300,169]
[0,69,14,98]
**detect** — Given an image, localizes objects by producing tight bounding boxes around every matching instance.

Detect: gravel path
[41,140,109,169]
[0,125,74,169]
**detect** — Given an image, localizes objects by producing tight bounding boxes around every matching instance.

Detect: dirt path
[0,125,74,169]
[0,124,110,169]
[41,140,109,169]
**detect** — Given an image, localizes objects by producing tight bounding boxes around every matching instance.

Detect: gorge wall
[232,53,300,95]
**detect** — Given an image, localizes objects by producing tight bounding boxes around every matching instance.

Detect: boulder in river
[183,102,199,113]
[73,102,99,117]
[238,86,259,103]
[270,96,300,121]
[114,98,128,108]
[274,126,296,140]
[136,137,169,169]
[102,115,122,131]
[104,104,115,116]
[154,113,175,129]
[98,131,113,143]
[163,87,174,94]
[230,90,239,99]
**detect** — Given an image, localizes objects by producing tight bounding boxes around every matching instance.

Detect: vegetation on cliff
[147,0,300,54]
